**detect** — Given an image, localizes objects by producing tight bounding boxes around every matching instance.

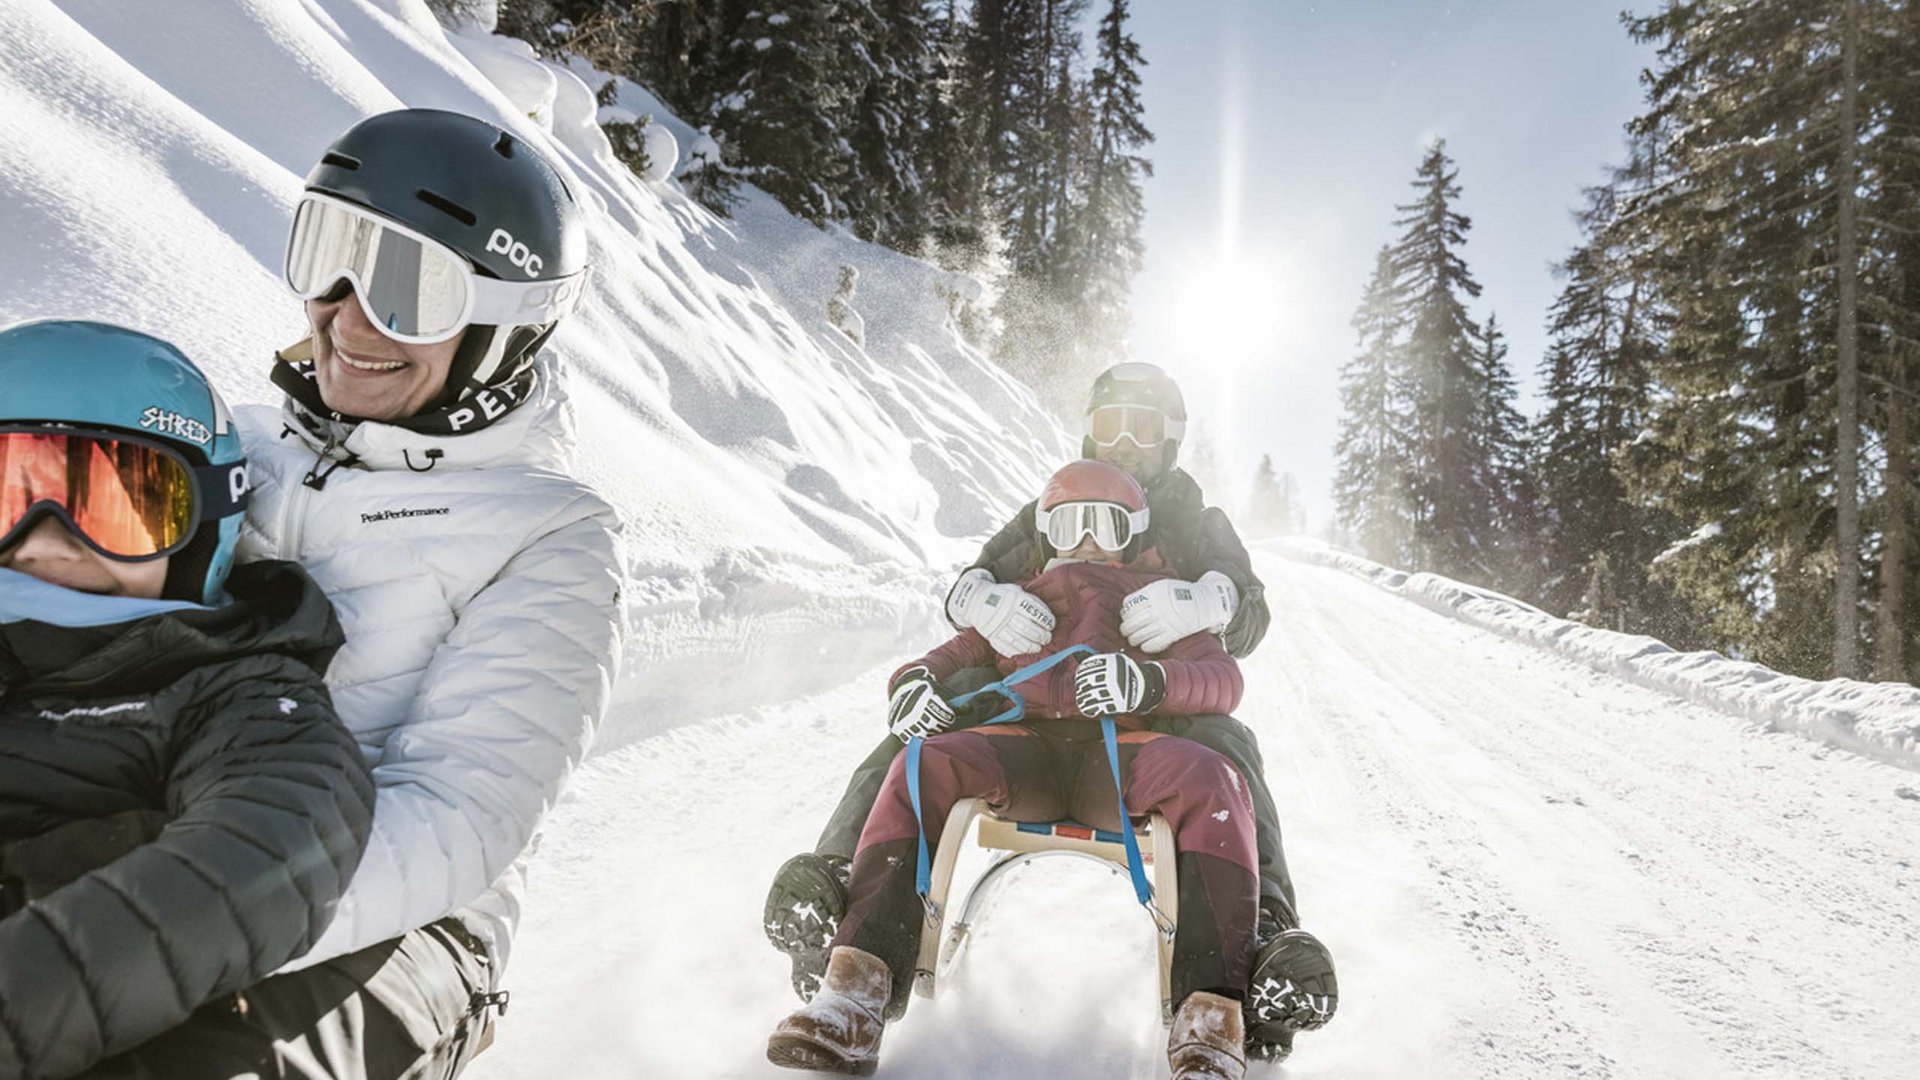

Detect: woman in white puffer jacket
[84,109,623,1080]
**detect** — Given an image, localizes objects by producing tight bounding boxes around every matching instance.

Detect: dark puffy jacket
[904,555,1243,722]
[967,467,1270,657]
[0,561,374,1080]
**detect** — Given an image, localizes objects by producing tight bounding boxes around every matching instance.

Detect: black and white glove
[946,568,1056,657]
[1073,652,1167,717]
[1120,571,1239,653]
[887,666,957,742]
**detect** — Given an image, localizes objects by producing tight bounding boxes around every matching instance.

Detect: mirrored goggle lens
[0,431,196,558]
[1043,502,1135,551]
[286,197,472,341]
[1089,405,1166,448]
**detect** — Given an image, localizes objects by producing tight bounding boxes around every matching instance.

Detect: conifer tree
[845,0,933,248]
[1621,0,1909,675]
[921,0,990,266]
[1334,245,1415,565]
[1475,314,1538,589]
[1245,456,1304,538]
[1067,0,1152,362]
[709,0,854,225]
[1389,140,1493,580]
[1533,159,1688,636]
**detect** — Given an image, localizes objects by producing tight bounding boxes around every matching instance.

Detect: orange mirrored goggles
[0,427,244,561]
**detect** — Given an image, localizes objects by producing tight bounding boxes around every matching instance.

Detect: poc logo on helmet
[487,228,544,278]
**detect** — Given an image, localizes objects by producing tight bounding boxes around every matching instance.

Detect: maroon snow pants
[834,720,1259,1008]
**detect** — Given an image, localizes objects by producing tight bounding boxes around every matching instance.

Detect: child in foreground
[0,320,373,1079]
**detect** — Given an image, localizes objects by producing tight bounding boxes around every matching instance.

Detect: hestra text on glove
[1119,571,1239,653]
[945,567,1057,657]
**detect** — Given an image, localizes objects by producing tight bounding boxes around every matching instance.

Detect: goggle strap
[193,462,250,520]
[468,270,589,327]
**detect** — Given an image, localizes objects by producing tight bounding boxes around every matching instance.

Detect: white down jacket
[235,359,623,979]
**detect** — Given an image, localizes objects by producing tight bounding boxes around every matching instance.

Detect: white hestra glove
[945,567,1056,657]
[887,666,956,742]
[1119,571,1239,654]
[1073,652,1166,717]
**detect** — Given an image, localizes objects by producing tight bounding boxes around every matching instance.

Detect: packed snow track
[473,553,1919,1080]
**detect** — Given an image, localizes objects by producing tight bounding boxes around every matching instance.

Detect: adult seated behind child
[766,460,1259,1080]
[0,321,374,1079]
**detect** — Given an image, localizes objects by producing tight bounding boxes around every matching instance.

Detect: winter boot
[766,946,892,1075]
[1244,928,1338,1063]
[764,852,851,1000]
[1170,991,1247,1080]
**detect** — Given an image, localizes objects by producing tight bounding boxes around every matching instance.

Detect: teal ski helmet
[0,320,249,604]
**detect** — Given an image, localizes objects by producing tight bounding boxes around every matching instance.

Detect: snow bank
[1273,538,1920,773]
[0,0,1070,744]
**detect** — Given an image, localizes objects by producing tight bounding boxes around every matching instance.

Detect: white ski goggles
[284,192,586,345]
[1034,500,1151,552]
[1087,404,1175,449]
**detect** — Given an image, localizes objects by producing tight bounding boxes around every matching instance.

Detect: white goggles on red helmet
[1034,500,1151,552]
[284,192,586,345]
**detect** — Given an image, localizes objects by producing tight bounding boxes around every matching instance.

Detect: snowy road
[473,554,1920,1080]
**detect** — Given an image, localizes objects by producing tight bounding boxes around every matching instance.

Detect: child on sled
[767,460,1258,1080]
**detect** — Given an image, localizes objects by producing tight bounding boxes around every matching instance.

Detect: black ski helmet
[1082,361,1188,467]
[300,108,589,412]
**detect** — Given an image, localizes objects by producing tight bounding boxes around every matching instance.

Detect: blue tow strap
[1101,716,1155,907]
[906,644,1154,917]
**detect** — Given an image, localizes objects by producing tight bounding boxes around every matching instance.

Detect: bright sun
[1162,250,1294,381]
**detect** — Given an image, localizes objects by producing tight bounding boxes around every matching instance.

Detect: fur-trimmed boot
[766,946,892,1075]
[1169,991,1247,1080]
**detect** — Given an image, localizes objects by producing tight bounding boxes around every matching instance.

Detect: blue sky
[1119,1,1656,526]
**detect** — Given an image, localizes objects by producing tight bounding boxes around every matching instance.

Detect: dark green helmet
[299,108,588,408]
[1081,362,1187,467]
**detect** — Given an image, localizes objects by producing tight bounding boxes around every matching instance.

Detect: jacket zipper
[280,442,321,561]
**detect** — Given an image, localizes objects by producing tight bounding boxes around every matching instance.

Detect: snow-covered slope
[0,0,1068,745]
[478,552,1920,1080]
[1276,539,1920,774]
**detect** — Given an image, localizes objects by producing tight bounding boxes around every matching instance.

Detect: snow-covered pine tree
[976,0,1103,411]
[709,0,854,225]
[1000,0,1084,278]
[1065,0,1152,367]
[1334,245,1415,565]
[1389,141,1494,581]
[922,0,993,269]
[844,0,933,249]
[1622,0,1909,677]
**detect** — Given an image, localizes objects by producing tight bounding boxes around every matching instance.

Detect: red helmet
[1034,461,1150,552]
[1039,460,1147,512]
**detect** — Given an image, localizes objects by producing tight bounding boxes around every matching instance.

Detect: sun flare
[1161,250,1294,382]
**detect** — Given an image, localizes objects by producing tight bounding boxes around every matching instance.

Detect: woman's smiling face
[307,289,466,421]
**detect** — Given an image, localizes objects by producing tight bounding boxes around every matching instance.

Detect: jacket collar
[0,569,210,627]
[271,339,575,474]
[0,561,342,697]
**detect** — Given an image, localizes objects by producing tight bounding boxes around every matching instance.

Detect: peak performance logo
[360,507,450,525]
